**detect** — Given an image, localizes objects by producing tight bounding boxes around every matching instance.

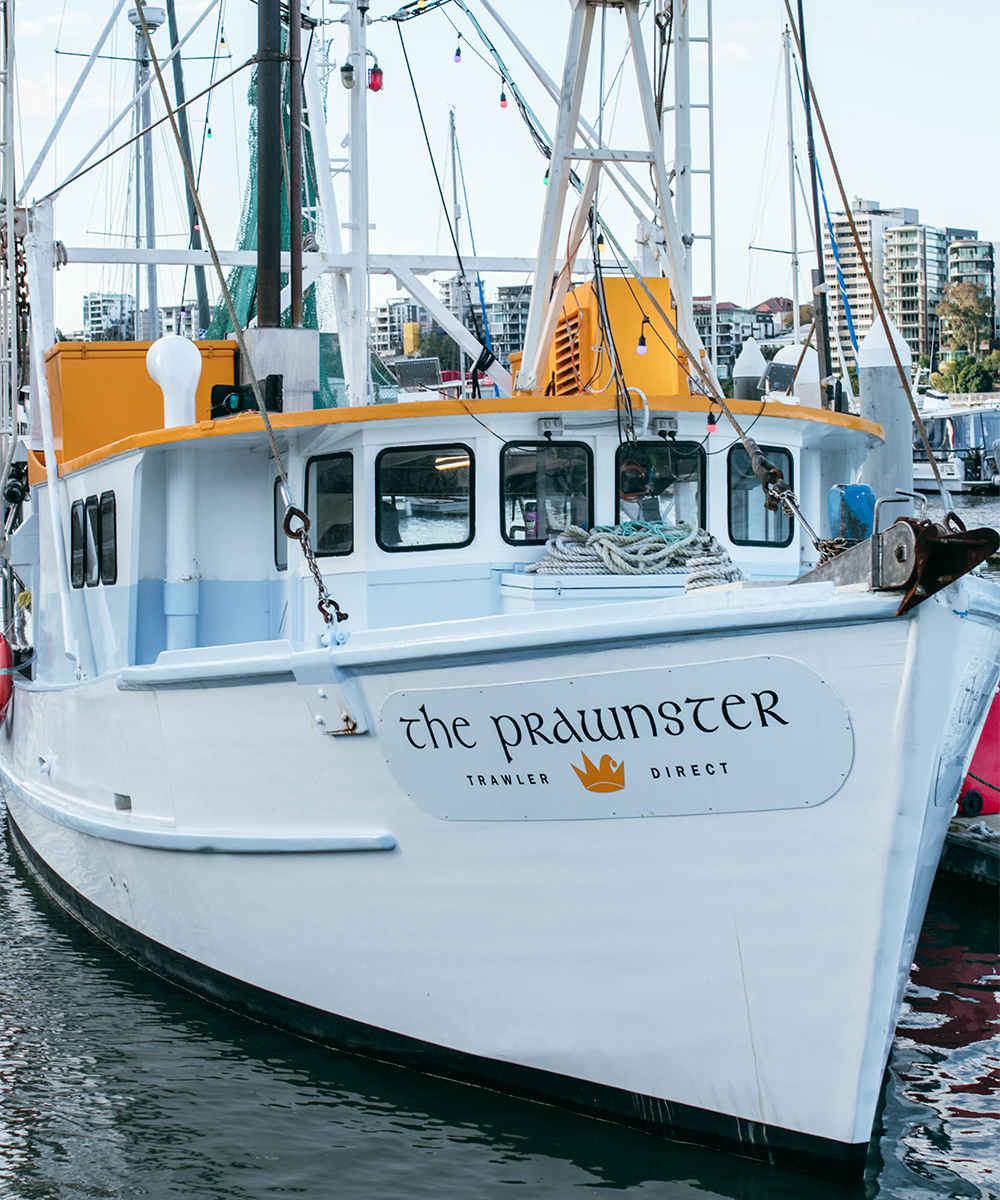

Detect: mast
[449,108,465,398]
[796,0,833,406]
[347,0,371,405]
[256,0,282,328]
[288,0,303,328]
[130,4,162,341]
[673,0,692,295]
[783,26,800,346]
[165,0,209,336]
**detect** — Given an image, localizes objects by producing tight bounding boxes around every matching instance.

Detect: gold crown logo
[571,752,625,793]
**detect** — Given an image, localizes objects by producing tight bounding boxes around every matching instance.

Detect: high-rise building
[158,300,212,340]
[945,240,997,353]
[492,284,532,368]
[882,225,949,362]
[83,292,135,341]
[823,200,918,367]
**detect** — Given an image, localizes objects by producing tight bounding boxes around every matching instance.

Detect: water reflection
[0,818,995,1200]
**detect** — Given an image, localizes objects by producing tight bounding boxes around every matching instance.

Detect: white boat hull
[4,578,999,1181]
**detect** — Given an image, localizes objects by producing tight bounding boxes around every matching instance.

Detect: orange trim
[54,393,884,477]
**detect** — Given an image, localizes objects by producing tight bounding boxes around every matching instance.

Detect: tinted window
[84,495,100,587]
[70,500,85,588]
[615,441,705,528]
[273,478,288,571]
[728,445,793,547]
[305,453,353,556]
[501,442,592,544]
[376,445,473,552]
[99,491,117,585]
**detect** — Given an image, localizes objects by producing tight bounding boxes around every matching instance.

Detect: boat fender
[0,634,12,719]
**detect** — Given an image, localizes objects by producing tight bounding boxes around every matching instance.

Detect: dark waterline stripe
[6,808,869,1183]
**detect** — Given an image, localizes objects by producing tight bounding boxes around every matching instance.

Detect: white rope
[525,523,745,591]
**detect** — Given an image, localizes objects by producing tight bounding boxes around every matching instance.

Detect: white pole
[302,47,352,392]
[449,109,466,399]
[25,203,82,673]
[784,27,800,346]
[19,0,129,202]
[674,0,692,294]
[347,0,370,406]
[138,28,160,341]
[706,0,716,369]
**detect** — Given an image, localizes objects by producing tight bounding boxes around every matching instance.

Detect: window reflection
[501,442,592,544]
[377,445,474,551]
[615,442,704,527]
[306,453,354,557]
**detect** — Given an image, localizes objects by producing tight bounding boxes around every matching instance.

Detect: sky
[13,0,1000,336]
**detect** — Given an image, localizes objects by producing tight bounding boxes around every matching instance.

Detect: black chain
[282,507,349,624]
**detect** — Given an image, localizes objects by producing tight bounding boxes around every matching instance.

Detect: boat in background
[913,399,1000,493]
[0,0,998,1185]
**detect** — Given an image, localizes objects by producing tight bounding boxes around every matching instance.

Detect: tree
[782,303,814,330]
[956,358,995,394]
[417,331,460,372]
[760,343,781,361]
[937,282,994,361]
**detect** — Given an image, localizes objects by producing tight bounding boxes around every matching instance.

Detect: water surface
[0,817,994,1199]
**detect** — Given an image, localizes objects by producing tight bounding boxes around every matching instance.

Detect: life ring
[0,634,11,720]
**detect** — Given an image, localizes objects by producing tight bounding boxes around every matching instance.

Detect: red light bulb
[500,91,508,109]
[368,66,383,92]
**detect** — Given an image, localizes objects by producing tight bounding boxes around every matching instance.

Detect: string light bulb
[454,35,462,63]
[596,231,605,252]
[636,315,649,355]
[499,90,508,109]
[219,33,227,52]
[206,124,212,139]
[706,407,719,434]
[543,167,549,185]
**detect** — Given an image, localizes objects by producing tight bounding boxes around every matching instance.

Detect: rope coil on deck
[525,523,744,590]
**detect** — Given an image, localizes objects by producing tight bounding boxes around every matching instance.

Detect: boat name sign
[379,656,854,820]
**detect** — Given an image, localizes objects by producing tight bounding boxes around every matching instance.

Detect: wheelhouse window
[70,500,85,588]
[728,445,794,547]
[273,478,288,571]
[501,441,592,544]
[84,496,100,587]
[376,444,474,552]
[615,441,705,528]
[305,453,354,557]
[99,491,117,585]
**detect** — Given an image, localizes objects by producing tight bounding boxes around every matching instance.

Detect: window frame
[84,495,100,587]
[500,439,594,547]
[613,440,707,529]
[304,451,355,559]
[70,499,85,588]
[727,443,795,549]
[375,442,475,554]
[99,491,117,585]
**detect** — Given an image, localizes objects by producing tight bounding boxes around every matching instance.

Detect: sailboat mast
[795,0,832,406]
[165,0,209,336]
[449,109,465,398]
[288,0,303,329]
[783,27,800,346]
[673,0,692,294]
[131,5,161,341]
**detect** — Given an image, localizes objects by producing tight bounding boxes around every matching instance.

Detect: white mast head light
[127,5,166,32]
[147,335,203,429]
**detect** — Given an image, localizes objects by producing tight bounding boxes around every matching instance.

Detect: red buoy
[0,634,11,720]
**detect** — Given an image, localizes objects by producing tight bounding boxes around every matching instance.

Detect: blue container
[827,484,876,542]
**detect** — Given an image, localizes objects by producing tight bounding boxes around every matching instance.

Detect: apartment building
[371,298,432,359]
[82,292,135,341]
[491,284,532,368]
[693,297,792,377]
[947,239,998,347]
